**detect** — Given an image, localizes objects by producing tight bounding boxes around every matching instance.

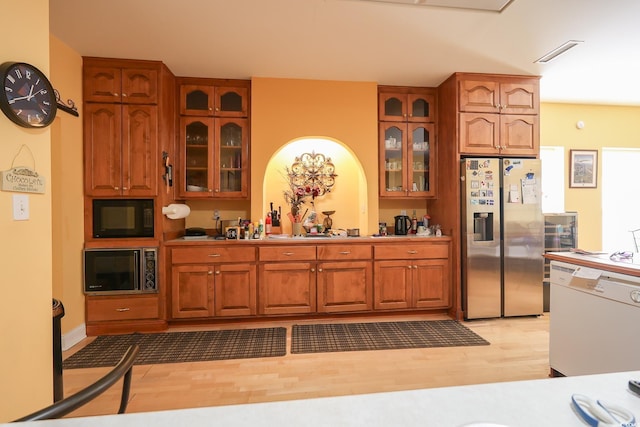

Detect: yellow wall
[250,78,380,234]
[540,102,640,250]
[50,36,85,336]
[0,0,54,421]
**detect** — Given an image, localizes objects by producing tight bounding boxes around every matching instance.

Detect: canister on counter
[379,222,387,236]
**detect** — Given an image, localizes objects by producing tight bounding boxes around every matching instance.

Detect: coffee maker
[394,215,411,235]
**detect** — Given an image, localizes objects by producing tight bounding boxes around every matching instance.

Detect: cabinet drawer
[172,246,256,264]
[259,245,316,261]
[317,245,372,260]
[374,243,449,260]
[87,295,159,322]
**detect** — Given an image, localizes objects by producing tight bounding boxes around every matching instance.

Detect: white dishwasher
[549,260,640,376]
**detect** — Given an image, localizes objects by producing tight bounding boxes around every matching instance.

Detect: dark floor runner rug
[291,320,489,354]
[64,327,287,369]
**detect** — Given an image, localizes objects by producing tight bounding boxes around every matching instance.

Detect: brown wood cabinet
[316,244,373,313]
[258,246,317,315]
[170,246,257,319]
[180,84,248,117]
[83,58,167,197]
[177,78,250,199]
[378,87,436,122]
[177,116,249,198]
[457,76,540,156]
[84,103,158,196]
[378,86,437,198]
[83,60,158,104]
[373,243,451,310]
[85,294,166,335]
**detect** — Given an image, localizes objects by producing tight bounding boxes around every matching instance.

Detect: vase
[292,222,302,236]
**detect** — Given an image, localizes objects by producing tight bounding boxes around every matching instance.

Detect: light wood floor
[61,313,550,418]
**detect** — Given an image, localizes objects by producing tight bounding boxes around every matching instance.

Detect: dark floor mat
[291,320,489,354]
[64,327,287,369]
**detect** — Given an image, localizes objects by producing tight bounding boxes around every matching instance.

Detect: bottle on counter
[411,210,418,234]
[265,213,272,235]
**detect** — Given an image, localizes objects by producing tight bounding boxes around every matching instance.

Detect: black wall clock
[0,61,57,128]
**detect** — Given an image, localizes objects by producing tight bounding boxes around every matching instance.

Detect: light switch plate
[13,194,29,220]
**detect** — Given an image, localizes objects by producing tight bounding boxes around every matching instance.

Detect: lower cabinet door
[258,262,316,315]
[171,264,214,318]
[214,263,257,316]
[317,261,372,313]
[373,260,412,310]
[412,259,451,308]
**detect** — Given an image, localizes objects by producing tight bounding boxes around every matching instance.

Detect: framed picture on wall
[569,149,598,188]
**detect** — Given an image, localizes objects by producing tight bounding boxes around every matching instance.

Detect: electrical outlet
[213,209,220,220]
[13,194,29,220]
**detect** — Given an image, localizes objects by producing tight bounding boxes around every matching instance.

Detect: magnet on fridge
[526,172,534,179]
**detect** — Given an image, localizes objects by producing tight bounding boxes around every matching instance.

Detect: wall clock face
[0,62,57,128]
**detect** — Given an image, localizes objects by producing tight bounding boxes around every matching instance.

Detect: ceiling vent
[535,40,584,63]
[344,0,514,12]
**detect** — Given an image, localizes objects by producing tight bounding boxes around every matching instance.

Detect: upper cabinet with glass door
[177,78,250,199]
[378,86,437,198]
[379,88,436,123]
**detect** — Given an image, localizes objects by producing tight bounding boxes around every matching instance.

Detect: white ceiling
[49,0,640,105]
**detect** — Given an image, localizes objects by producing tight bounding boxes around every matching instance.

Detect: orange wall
[0,0,54,421]
[250,77,380,234]
[50,36,85,337]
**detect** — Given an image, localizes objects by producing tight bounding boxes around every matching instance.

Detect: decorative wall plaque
[1,144,45,194]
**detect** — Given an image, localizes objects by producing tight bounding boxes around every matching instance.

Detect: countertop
[8,371,640,426]
[545,251,640,277]
[166,234,452,246]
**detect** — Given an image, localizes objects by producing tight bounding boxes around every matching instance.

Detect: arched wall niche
[262,137,368,235]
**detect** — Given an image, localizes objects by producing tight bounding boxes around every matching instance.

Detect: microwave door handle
[134,251,141,290]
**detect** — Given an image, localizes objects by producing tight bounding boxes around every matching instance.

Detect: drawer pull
[115,307,130,312]
[339,251,351,255]
[283,252,295,256]
[407,250,418,254]
[208,254,222,257]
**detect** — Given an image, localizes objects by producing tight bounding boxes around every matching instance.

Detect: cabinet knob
[407,265,412,269]
[318,268,323,272]
[114,186,119,190]
[215,270,221,275]
[208,270,213,275]
[311,268,316,273]
[122,187,128,190]
[113,93,119,97]
[122,93,127,97]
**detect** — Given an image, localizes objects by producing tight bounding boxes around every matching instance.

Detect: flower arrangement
[283,179,320,223]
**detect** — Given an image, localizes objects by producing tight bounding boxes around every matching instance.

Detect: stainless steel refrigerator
[461,158,544,319]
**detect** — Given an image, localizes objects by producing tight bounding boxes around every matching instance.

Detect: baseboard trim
[62,323,86,351]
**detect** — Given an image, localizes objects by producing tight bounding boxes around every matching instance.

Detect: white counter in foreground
[8,371,640,427]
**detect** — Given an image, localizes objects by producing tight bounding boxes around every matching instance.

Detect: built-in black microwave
[83,247,158,294]
[92,199,154,238]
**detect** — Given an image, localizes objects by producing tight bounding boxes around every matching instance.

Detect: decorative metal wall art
[287,151,337,197]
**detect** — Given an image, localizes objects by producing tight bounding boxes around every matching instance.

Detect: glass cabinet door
[407,93,435,122]
[408,123,435,195]
[216,119,246,195]
[380,123,406,196]
[180,85,215,116]
[181,117,213,195]
[379,93,406,122]
[215,87,248,117]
